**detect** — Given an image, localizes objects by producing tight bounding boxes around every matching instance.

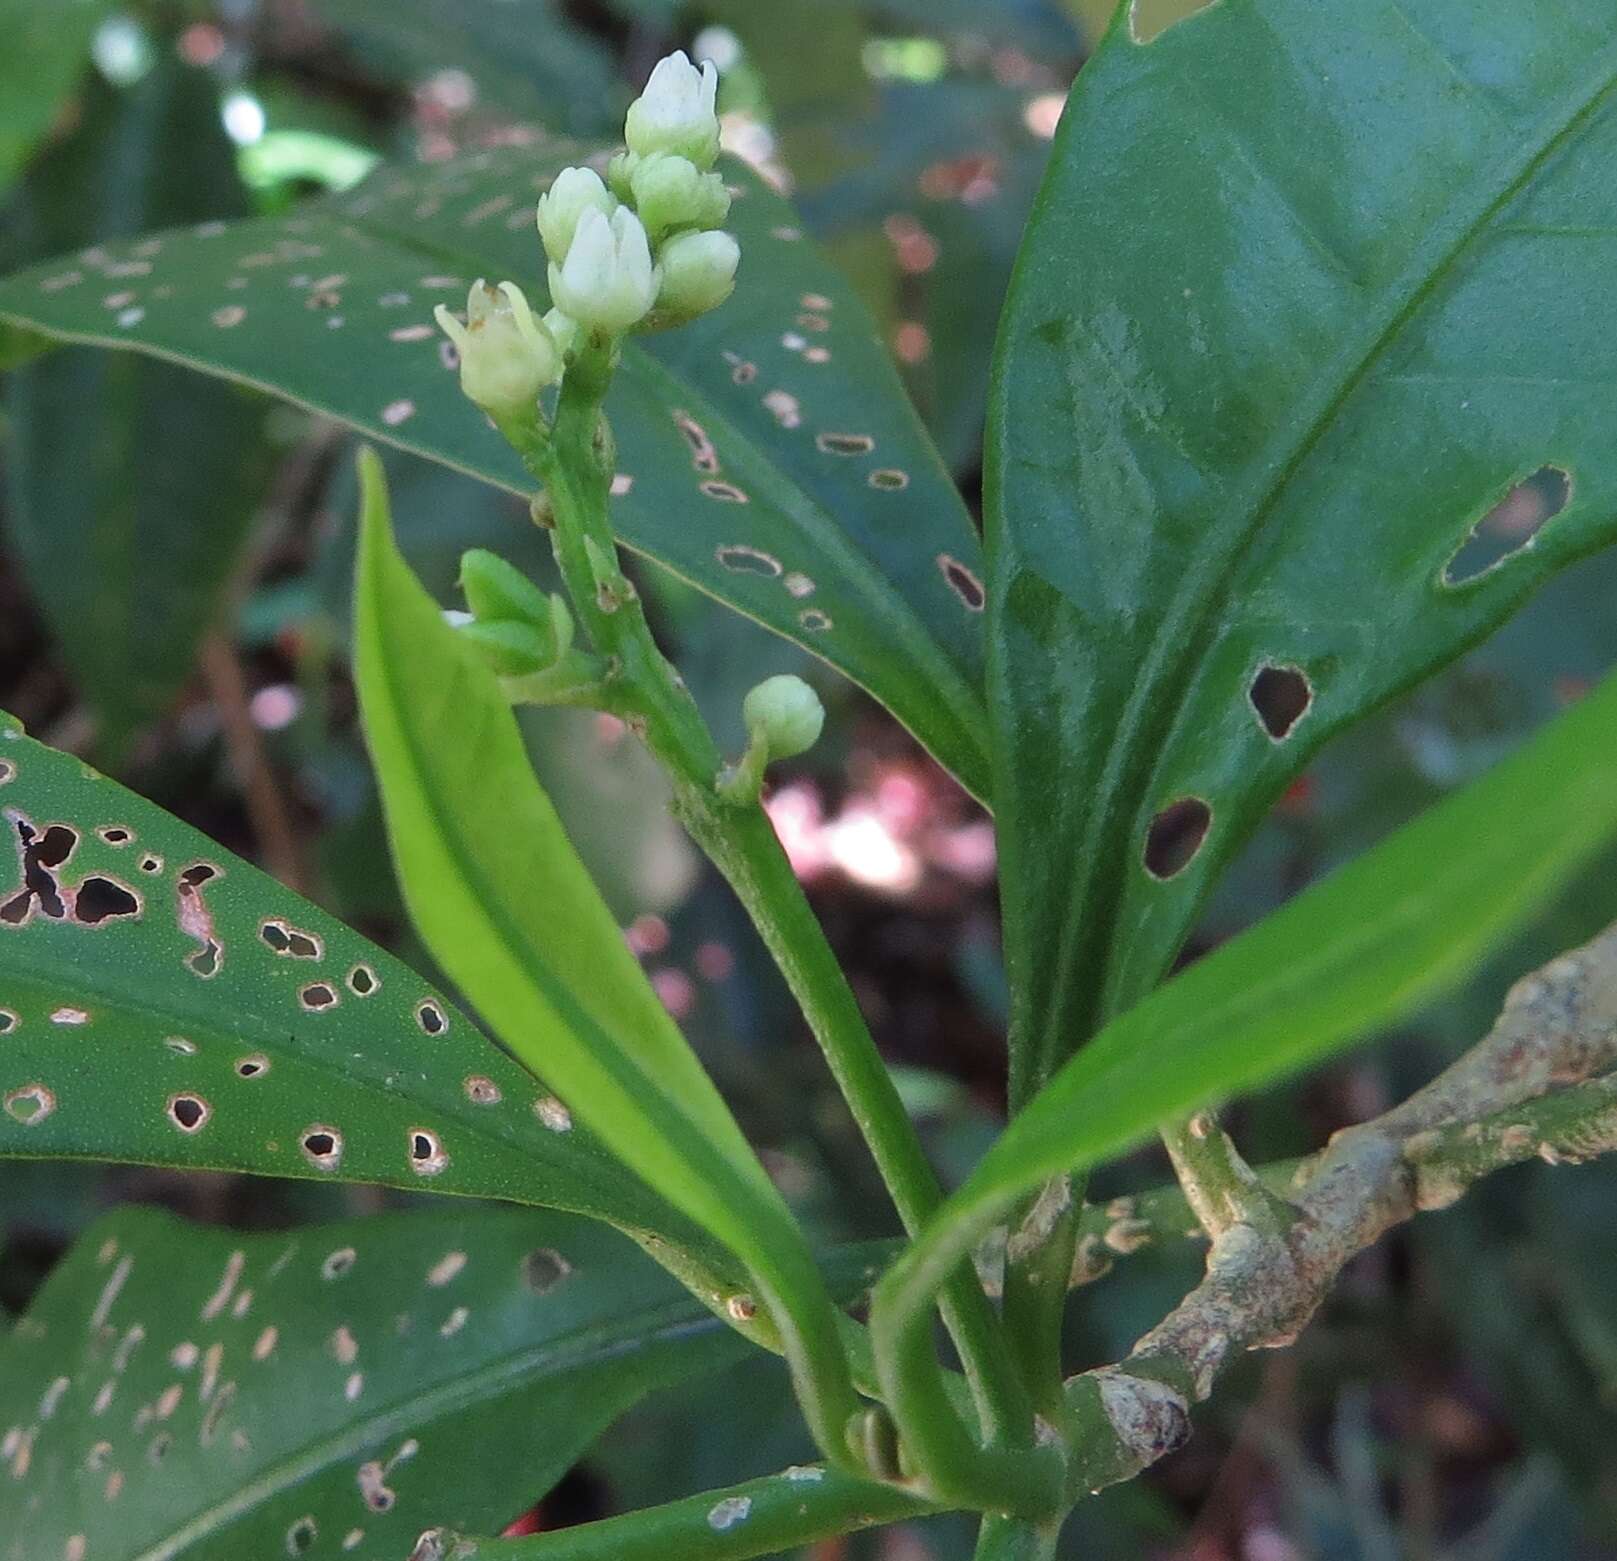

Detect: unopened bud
[625,51,721,170]
[742,674,824,760]
[536,166,618,265]
[457,618,555,678]
[630,152,730,241]
[548,206,660,339]
[655,229,740,321]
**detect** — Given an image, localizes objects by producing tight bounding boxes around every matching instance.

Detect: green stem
[1161,1111,1296,1240]
[1000,1180,1080,1424]
[677,787,1034,1450]
[972,1513,1066,1561]
[415,1467,940,1561]
[524,357,865,1470]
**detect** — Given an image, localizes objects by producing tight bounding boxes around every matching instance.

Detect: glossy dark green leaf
[0,1203,746,1560]
[0,0,110,193]
[878,666,1617,1325]
[0,712,735,1290]
[0,138,991,798]
[1,60,270,765]
[988,0,1617,1094]
[310,0,618,133]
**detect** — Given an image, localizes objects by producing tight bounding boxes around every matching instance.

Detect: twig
[1061,921,1617,1494]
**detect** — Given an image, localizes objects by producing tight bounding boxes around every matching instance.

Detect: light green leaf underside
[0,1204,745,1561]
[907,664,1617,1298]
[0,714,719,1270]
[988,0,1617,1091]
[353,457,819,1284]
[0,139,991,798]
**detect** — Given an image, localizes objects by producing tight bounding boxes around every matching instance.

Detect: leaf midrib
[1050,32,1617,1053]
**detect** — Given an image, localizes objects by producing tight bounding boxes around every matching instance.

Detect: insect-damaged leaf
[988,0,1617,1094]
[0,710,743,1302]
[0,138,991,800]
[0,1203,749,1560]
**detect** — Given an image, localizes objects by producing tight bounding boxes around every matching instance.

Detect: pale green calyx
[625,50,721,169]
[656,229,740,322]
[543,307,580,361]
[433,280,560,418]
[743,675,825,760]
[630,151,731,241]
[548,206,660,339]
[536,165,618,265]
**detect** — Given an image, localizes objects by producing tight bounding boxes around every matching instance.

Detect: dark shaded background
[5,2,1617,1556]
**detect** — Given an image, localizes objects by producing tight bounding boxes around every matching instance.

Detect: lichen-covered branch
[1061,922,1617,1496]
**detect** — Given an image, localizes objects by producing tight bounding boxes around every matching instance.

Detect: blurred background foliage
[4,1,1617,1557]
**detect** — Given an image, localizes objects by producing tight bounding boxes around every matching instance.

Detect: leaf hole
[1443,466,1573,585]
[261,918,323,958]
[673,410,720,473]
[415,999,447,1035]
[178,862,219,887]
[869,469,910,491]
[937,554,986,611]
[73,876,142,926]
[96,826,133,846]
[1248,664,1313,741]
[164,1036,197,1055]
[815,432,875,456]
[301,1127,343,1171]
[187,939,223,978]
[167,1094,211,1133]
[409,1128,450,1176]
[700,480,750,504]
[299,982,339,1011]
[140,855,163,873]
[347,964,378,996]
[716,544,782,577]
[322,1247,358,1280]
[4,1084,54,1125]
[0,1009,16,1033]
[799,609,833,632]
[523,1247,572,1294]
[235,1055,270,1079]
[1130,0,1221,45]
[0,761,13,785]
[1144,797,1212,880]
[287,1517,318,1557]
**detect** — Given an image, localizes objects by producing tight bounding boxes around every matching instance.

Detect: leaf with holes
[0,1202,750,1560]
[353,453,853,1414]
[4,60,274,765]
[988,0,1617,1096]
[0,711,752,1312]
[878,664,1617,1342]
[0,138,992,800]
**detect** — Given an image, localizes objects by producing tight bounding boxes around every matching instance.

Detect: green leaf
[0,138,992,800]
[0,1202,748,1559]
[0,713,731,1288]
[352,454,860,1456]
[311,0,619,133]
[2,60,271,764]
[0,0,110,194]
[876,666,1617,1352]
[987,0,1617,1096]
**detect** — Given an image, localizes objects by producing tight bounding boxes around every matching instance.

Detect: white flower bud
[547,206,660,338]
[625,51,721,170]
[606,150,640,204]
[743,675,824,760]
[655,229,739,321]
[433,280,560,418]
[630,151,731,241]
[536,166,617,265]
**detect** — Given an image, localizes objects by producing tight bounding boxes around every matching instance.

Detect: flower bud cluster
[436,52,739,422]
